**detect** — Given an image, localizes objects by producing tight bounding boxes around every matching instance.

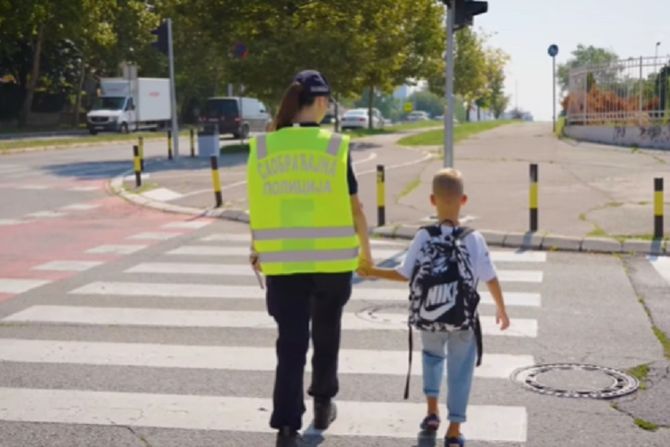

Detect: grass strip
[397,120,515,146]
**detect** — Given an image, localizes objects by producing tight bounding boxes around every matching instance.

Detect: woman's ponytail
[271,82,304,131]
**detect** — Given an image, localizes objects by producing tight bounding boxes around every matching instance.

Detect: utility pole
[441,0,488,168]
[167,19,179,157]
[444,2,456,168]
[548,44,559,133]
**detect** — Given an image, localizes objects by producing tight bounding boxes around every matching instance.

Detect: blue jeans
[421,329,477,423]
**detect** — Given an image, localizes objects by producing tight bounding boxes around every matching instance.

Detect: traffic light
[443,0,488,30]
[151,21,168,55]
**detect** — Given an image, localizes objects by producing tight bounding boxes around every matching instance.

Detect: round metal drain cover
[512,363,639,399]
[355,304,407,326]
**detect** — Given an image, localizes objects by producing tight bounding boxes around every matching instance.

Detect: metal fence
[566,56,670,126]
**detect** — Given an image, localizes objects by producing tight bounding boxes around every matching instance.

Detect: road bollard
[138,136,145,171]
[377,164,386,227]
[654,177,664,239]
[190,128,195,158]
[529,164,538,232]
[210,155,223,207]
[167,130,173,160]
[133,145,142,188]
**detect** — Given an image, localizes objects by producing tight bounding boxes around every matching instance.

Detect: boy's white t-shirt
[395,225,497,284]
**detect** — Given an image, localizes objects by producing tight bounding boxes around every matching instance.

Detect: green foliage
[557,44,619,92]
[408,90,445,118]
[397,120,514,146]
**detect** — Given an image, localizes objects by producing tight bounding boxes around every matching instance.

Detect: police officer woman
[247,70,373,446]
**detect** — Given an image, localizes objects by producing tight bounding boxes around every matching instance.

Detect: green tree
[557,44,619,92]
[408,90,445,117]
[479,48,509,119]
[454,28,487,122]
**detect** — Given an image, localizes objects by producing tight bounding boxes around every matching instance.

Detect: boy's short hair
[432,168,464,199]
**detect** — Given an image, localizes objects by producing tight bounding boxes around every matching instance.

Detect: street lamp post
[548,44,559,133]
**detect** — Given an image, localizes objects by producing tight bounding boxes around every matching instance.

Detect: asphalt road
[0,135,669,446]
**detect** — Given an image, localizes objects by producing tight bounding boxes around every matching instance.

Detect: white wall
[565,125,670,150]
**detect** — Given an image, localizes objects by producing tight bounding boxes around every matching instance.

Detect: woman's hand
[249,248,262,272]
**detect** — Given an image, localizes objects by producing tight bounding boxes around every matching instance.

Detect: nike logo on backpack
[418,282,457,320]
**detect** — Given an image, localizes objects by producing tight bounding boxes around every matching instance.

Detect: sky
[476,0,670,121]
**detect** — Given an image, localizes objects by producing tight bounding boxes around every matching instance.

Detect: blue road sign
[548,44,559,57]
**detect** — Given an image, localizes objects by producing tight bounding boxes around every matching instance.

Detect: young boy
[361,168,510,447]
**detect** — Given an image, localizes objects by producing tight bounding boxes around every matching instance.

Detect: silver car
[341,108,385,130]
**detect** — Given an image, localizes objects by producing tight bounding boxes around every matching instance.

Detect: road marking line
[198,233,406,249]
[68,186,99,192]
[162,221,211,230]
[85,244,147,255]
[60,203,101,211]
[0,219,24,226]
[0,388,527,442]
[32,261,104,272]
[5,306,537,338]
[0,279,50,294]
[167,246,410,260]
[15,185,50,190]
[490,251,547,263]
[0,338,533,379]
[71,280,541,307]
[648,256,670,285]
[141,188,183,202]
[25,211,67,219]
[127,232,182,241]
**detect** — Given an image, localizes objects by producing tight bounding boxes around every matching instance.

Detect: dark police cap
[294,70,331,97]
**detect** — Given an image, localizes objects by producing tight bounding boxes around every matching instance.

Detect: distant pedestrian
[247,69,373,447]
[359,168,510,447]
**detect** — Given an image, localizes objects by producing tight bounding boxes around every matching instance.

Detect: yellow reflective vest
[247,127,359,275]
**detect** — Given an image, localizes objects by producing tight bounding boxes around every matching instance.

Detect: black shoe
[276,427,303,447]
[313,400,337,430]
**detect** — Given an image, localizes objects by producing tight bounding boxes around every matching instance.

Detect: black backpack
[403,224,483,399]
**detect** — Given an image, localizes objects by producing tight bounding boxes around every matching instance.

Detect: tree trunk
[476,104,481,121]
[19,24,45,128]
[465,101,472,122]
[73,60,86,127]
[367,85,374,130]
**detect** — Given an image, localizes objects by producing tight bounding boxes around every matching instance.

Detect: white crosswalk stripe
[648,255,670,285]
[0,388,527,442]
[0,233,545,444]
[0,338,533,379]
[3,305,538,337]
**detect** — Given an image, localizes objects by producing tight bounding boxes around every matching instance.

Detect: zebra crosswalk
[0,228,546,445]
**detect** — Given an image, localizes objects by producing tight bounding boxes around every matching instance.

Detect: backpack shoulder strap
[454,226,475,240]
[419,224,442,238]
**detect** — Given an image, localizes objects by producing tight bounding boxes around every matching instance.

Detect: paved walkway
[113,123,669,254]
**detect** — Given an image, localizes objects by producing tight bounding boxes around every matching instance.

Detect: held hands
[356,254,373,278]
[496,307,510,331]
[249,248,262,272]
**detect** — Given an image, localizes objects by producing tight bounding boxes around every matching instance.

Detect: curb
[109,172,668,256]
[108,171,250,223]
[372,224,668,256]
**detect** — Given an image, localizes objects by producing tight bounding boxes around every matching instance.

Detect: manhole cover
[355,304,407,326]
[512,363,639,399]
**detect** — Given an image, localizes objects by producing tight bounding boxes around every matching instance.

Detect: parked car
[200,97,270,138]
[87,78,170,134]
[341,108,385,130]
[406,110,430,121]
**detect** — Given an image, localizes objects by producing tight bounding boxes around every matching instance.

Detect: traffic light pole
[167,18,179,157]
[444,2,456,168]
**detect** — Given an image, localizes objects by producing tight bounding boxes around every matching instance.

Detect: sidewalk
[110,123,669,255]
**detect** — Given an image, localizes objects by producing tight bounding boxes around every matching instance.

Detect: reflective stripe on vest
[252,226,356,241]
[248,128,358,275]
[259,247,359,263]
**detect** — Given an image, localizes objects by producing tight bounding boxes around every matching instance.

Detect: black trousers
[265,272,352,431]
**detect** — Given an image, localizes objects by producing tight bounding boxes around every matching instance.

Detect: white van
[87,78,171,134]
[200,97,270,138]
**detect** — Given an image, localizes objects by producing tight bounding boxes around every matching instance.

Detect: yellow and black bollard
[529,164,538,232]
[190,128,195,158]
[654,177,664,239]
[167,130,173,160]
[210,155,223,207]
[132,145,142,188]
[138,136,145,171]
[377,164,386,227]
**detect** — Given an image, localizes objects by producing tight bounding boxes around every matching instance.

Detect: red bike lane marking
[0,196,214,303]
